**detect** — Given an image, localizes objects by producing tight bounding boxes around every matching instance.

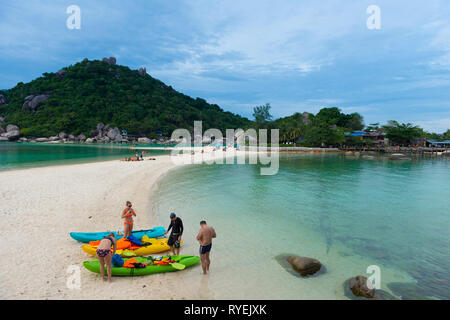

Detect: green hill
[0,58,251,138]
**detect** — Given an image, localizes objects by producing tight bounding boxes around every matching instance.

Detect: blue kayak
[69,227,166,243]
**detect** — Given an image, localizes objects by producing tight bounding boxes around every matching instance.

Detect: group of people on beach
[121,151,156,162]
[95,201,216,282]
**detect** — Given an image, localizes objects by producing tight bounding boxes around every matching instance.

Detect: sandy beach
[0,152,210,299]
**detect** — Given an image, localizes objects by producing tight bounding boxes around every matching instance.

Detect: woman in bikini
[121,201,136,238]
[96,233,117,282]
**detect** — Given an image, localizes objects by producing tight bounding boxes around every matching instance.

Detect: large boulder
[0,126,4,134]
[77,134,86,141]
[0,137,8,142]
[138,67,147,76]
[107,127,121,140]
[48,136,60,142]
[68,134,76,140]
[348,276,375,299]
[22,94,52,111]
[6,124,19,132]
[35,137,49,143]
[102,57,116,65]
[56,69,67,79]
[0,94,7,105]
[85,138,95,143]
[58,132,68,139]
[0,116,5,124]
[138,137,151,144]
[287,256,322,276]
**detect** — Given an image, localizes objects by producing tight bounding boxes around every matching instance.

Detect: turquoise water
[153,153,450,299]
[0,142,169,171]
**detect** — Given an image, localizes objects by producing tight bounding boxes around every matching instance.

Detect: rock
[0,137,8,142]
[0,94,7,105]
[2,129,20,141]
[113,134,123,143]
[58,132,68,139]
[348,276,375,299]
[68,134,75,140]
[77,134,86,141]
[85,138,95,143]
[0,116,5,124]
[22,94,52,111]
[287,256,322,276]
[389,153,411,161]
[48,136,59,142]
[107,127,121,140]
[302,112,311,125]
[96,123,105,131]
[138,67,147,76]
[56,69,67,79]
[102,57,116,65]
[137,137,151,144]
[35,137,49,142]
[0,126,4,134]
[6,124,19,132]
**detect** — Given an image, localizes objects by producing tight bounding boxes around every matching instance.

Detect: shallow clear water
[0,142,169,171]
[153,153,450,299]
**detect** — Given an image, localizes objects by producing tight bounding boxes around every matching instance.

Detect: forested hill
[0,58,251,138]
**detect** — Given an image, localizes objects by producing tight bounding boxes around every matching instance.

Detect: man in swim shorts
[196,220,216,274]
[165,212,183,255]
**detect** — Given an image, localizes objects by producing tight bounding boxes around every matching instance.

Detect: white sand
[0,150,255,300]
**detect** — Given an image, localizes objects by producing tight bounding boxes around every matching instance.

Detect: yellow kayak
[81,238,181,257]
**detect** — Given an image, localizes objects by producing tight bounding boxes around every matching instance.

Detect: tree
[382,121,423,145]
[303,124,345,147]
[253,103,273,129]
[444,129,450,140]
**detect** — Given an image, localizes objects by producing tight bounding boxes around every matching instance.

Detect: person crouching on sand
[196,220,216,274]
[122,201,136,238]
[96,233,117,282]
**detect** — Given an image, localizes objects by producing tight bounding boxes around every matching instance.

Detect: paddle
[170,262,185,270]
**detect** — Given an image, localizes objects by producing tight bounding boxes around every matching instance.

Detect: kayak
[70,227,165,243]
[81,238,180,257]
[83,255,201,276]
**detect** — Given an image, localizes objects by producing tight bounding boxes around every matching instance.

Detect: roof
[427,139,450,145]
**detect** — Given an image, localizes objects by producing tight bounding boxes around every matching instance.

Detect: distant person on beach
[121,201,136,238]
[196,221,216,274]
[164,212,183,255]
[96,233,117,282]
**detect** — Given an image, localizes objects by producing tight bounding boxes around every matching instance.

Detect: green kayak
[83,255,201,276]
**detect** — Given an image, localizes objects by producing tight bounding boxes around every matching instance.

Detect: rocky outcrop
[302,112,311,125]
[22,93,52,111]
[85,138,95,143]
[0,116,5,124]
[77,134,86,141]
[56,69,67,79]
[138,67,147,76]
[287,256,322,276]
[0,124,20,141]
[0,94,7,105]
[35,138,49,142]
[102,57,116,65]
[0,126,4,134]
[48,136,60,142]
[91,123,122,142]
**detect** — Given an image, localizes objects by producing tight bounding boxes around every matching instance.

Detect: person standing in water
[121,201,136,238]
[196,221,216,274]
[96,233,117,282]
[164,212,183,256]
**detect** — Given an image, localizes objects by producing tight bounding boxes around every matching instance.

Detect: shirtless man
[196,221,216,274]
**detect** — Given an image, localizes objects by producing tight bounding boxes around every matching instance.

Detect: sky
[1,0,449,132]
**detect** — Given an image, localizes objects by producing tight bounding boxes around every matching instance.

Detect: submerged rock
[389,153,411,160]
[287,256,322,276]
[347,275,375,298]
[138,137,151,144]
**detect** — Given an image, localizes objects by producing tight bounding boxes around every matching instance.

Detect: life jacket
[123,258,147,269]
[116,238,132,250]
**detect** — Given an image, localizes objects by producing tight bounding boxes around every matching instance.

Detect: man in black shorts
[196,220,216,274]
[165,212,183,255]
